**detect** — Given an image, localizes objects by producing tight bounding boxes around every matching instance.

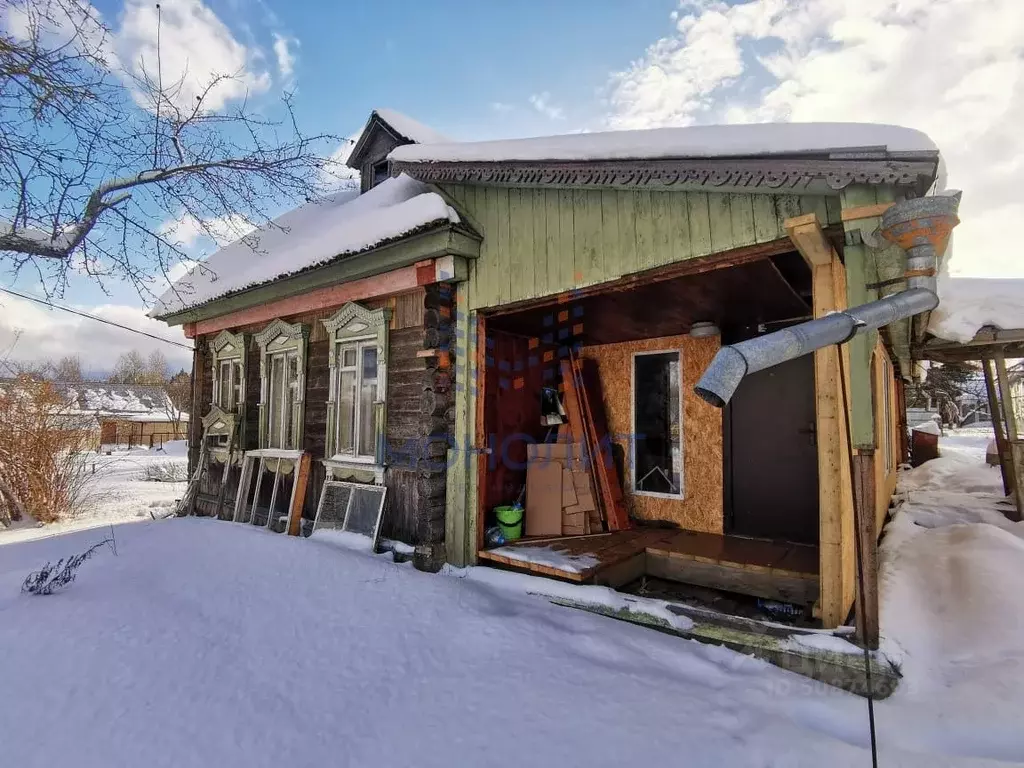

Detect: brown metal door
[725,354,819,544]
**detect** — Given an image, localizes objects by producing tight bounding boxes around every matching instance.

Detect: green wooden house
[154,109,947,638]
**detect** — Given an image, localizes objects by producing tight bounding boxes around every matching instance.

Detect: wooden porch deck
[478,528,820,605]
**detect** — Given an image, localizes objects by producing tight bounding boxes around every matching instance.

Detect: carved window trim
[254,318,309,450]
[322,302,391,467]
[210,330,247,415]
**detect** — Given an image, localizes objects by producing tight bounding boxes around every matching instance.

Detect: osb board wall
[579,333,723,533]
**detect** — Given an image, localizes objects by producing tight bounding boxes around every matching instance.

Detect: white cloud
[0,294,191,375]
[606,0,1024,277]
[160,213,256,250]
[272,33,298,80]
[529,92,565,120]
[114,0,271,112]
[490,101,514,113]
[318,139,361,190]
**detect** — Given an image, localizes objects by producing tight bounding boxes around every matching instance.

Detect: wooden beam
[994,351,1024,522]
[287,453,312,536]
[995,351,1019,441]
[840,202,894,223]
[852,451,880,649]
[813,252,857,629]
[983,358,1012,496]
[784,213,835,268]
[188,264,423,337]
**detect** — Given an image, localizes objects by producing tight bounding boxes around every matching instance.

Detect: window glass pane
[219,361,232,408]
[268,355,285,448]
[232,361,243,411]
[633,352,683,495]
[337,369,356,454]
[287,354,301,449]
[361,345,378,380]
[358,378,378,457]
[358,346,378,458]
[343,348,357,367]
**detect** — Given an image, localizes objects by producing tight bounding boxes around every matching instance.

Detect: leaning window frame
[254,318,309,451]
[322,302,391,470]
[630,348,686,500]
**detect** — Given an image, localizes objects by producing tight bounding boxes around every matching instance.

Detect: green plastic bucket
[495,505,524,541]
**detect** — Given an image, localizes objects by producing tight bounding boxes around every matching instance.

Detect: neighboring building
[153,109,943,636]
[59,383,188,449]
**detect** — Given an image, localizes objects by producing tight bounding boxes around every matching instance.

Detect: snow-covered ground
[1,429,1022,766]
[1,442,188,545]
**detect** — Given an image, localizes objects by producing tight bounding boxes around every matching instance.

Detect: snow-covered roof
[389,122,937,165]
[929,275,1024,343]
[373,108,450,145]
[151,174,460,317]
[57,383,175,417]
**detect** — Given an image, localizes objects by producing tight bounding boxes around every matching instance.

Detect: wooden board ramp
[479,529,820,603]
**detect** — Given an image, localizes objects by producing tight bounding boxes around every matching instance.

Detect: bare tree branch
[0,0,342,297]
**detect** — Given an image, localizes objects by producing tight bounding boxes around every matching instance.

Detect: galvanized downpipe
[694,194,960,408]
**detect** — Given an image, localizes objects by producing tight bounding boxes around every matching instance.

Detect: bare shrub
[0,375,95,524]
[22,537,114,595]
[142,460,187,483]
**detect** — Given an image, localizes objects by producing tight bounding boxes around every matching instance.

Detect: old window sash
[254,319,309,451]
[631,349,685,498]
[208,331,247,449]
[322,302,391,468]
[210,330,247,413]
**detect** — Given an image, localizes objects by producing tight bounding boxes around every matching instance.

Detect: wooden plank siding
[440,185,840,311]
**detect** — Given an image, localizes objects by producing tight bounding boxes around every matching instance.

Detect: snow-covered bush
[142,460,188,483]
[0,376,95,525]
[22,538,113,595]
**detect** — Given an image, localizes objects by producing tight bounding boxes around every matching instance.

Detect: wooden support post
[853,450,880,649]
[288,453,312,536]
[444,282,477,567]
[994,351,1024,522]
[994,351,1019,441]
[895,377,910,465]
[983,358,1012,496]
[788,214,855,629]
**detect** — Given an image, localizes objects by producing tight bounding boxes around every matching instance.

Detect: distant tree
[52,355,83,381]
[163,368,191,434]
[107,350,146,384]
[0,0,341,299]
[144,350,169,384]
[907,362,985,426]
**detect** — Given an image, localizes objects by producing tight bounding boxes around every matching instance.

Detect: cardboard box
[525,460,563,536]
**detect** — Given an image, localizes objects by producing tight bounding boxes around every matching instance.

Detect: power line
[0,286,194,352]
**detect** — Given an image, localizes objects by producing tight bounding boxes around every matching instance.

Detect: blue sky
[2,0,1020,372]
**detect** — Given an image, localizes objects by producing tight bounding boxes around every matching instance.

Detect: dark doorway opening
[724,353,819,545]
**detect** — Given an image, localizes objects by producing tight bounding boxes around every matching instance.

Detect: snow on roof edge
[389,121,938,165]
[151,175,460,318]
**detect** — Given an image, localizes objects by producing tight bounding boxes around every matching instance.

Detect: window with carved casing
[322,302,390,465]
[254,319,309,451]
[210,330,247,414]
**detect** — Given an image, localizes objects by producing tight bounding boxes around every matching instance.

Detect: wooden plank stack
[523,353,633,536]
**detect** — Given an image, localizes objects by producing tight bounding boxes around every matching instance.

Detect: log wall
[189,284,455,547]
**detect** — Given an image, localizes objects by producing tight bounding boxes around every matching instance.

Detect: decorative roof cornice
[392,155,939,196]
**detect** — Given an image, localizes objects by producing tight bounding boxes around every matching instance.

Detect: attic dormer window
[372,159,390,188]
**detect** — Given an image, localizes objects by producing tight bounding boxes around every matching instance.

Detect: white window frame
[333,337,380,462]
[254,319,308,451]
[210,330,246,414]
[322,302,391,467]
[630,349,685,500]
